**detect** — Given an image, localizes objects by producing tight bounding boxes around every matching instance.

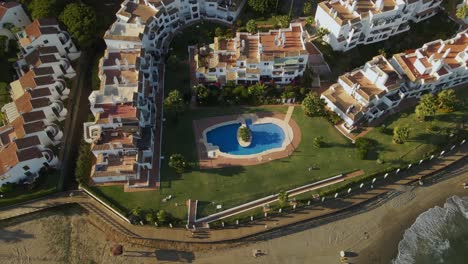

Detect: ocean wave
[393,196,468,264]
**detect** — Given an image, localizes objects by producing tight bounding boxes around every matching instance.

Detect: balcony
[41,148,55,163]
[51,101,67,118]
[58,32,70,45]
[46,123,63,142]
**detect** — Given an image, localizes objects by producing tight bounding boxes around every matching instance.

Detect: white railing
[80,186,131,224]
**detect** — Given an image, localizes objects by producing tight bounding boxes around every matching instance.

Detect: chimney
[437,43,446,53]
[442,48,451,59]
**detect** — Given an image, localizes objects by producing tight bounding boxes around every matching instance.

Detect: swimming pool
[206,120,286,155]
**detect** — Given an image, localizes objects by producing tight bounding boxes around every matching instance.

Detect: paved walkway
[1,144,466,245]
[284,105,295,123]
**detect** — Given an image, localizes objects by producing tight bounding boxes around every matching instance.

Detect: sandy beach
[0,161,467,264]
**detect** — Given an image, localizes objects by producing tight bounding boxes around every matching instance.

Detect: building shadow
[154,249,195,263]
[0,228,34,242]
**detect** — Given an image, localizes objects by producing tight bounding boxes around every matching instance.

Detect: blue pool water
[206,120,286,155]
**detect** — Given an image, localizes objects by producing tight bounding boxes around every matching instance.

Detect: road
[58,51,94,190]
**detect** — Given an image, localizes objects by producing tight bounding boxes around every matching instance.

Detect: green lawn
[92,19,467,221]
[93,89,467,220]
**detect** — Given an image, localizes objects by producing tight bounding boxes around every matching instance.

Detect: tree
[247,83,267,105]
[456,5,468,19]
[28,0,62,20]
[193,84,210,105]
[59,3,97,48]
[239,126,251,142]
[246,19,257,33]
[437,89,458,112]
[145,210,156,224]
[278,190,289,208]
[306,16,315,26]
[393,126,410,144]
[303,2,313,15]
[272,15,291,29]
[355,138,373,160]
[169,153,189,173]
[316,27,330,42]
[130,207,142,219]
[415,94,437,120]
[302,67,314,87]
[313,136,324,148]
[248,0,275,14]
[215,27,224,37]
[378,48,387,57]
[157,209,168,224]
[164,90,185,120]
[302,92,326,117]
[75,139,92,186]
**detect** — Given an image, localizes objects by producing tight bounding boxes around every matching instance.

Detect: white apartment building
[194,23,316,85]
[0,13,80,187]
[321,55,404,129]
[16,46,76,79]
[17,18,81,60]
[315,0,442,51]
[0,139,58,186]
[391,30,468,96]
[0,1,30,39]
[322,30,468,131]
[83,0,245,189]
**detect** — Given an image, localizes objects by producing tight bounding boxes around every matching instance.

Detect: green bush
[239,126,251,142]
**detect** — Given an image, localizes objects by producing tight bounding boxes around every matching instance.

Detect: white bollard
[440,150,445,156]
[321,197,325,202]
[236,220,239,225]
[222,222,225,227]
[461,139,466,145]
[293,204,296,209]
[430,155,435,160]
[419,160,423,165]
[451,145,456,150]
[169,223,173,228]
[408,164,412,169]
[279,208,282,213]
[264,212,268,217]
[334,193,339,198]
[372,178,376,184]
[250,216,254,221]
[307,200,311,206]
[384,173,388,179]
[360,183,364,188]
[396,169,400,174]
[347,188,352,193]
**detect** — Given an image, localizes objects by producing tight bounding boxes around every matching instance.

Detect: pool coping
[193,111,302,169]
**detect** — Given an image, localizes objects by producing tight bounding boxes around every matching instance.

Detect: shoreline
[194,160,468,263]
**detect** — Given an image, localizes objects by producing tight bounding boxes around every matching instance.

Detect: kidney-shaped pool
[206,120,286,155]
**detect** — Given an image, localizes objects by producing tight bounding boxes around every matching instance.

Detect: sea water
[393,196,468,264]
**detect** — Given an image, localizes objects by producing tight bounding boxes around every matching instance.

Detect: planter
[237,125,252,147]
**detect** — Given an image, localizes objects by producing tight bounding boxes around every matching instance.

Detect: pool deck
[193,109,302,169]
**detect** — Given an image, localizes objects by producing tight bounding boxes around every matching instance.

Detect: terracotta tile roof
[19,71,37,90]
[0,143,19,174]
[14,93,33,113]
[10,117,26,138]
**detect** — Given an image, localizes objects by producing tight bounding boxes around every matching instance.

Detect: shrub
[313,136,324,148]
[168,154,189,173]
[239,126,251,142]
[393,126,410,144]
